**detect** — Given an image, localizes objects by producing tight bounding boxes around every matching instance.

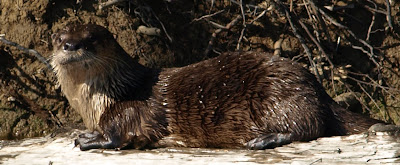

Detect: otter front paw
[245,133,293,150]
[74,131,120,151]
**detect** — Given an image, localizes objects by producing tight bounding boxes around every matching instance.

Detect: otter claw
[74,138,80,147]
[245,133,293,150]
[74,132,120,151]
[78,131,101,138]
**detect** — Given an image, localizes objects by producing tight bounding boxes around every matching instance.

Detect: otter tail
[326,102,381,136]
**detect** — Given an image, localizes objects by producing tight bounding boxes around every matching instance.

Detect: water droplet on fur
[162,102,168,106]
[218,60,221,63]
[223,83,227,86]
[201,95,204,98]
[295,87,300,90]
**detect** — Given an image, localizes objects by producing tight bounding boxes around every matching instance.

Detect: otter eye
[87,34,97,43]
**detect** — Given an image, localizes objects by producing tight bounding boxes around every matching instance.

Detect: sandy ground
[1,129,399,165]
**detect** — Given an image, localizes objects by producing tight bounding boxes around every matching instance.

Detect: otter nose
[63,42,82,51]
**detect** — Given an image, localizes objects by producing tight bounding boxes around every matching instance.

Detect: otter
[50,24,380,151]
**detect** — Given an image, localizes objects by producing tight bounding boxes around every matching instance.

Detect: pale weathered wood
[0,129,399,164]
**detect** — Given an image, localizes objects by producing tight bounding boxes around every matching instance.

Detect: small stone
[7,96,16,102]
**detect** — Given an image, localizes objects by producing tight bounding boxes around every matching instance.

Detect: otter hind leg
[74,131,121,151]
[245,133,293,150]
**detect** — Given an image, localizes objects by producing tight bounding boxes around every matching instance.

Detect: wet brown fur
[51,24,380,150]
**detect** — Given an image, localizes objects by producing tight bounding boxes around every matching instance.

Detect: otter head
[51,24,120,67]
[50,24,133,85]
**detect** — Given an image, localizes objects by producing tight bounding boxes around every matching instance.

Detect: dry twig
[357,81,381,111]
[99,0,126,10]
[236,9,268,50]
[298,20,337,93]
[204,15,242,57]
[236,0,246,50]
[316,6,381,68]
[347,71,399,96]
[298,21,333,66]
[149,9,173,43]
[385,0,393,30]
[343,83,372,112]
[0,34,52,71]
[191,10,225,23]
[366,0,377,41]
[308,0,334,50]
[283,8,322,83]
